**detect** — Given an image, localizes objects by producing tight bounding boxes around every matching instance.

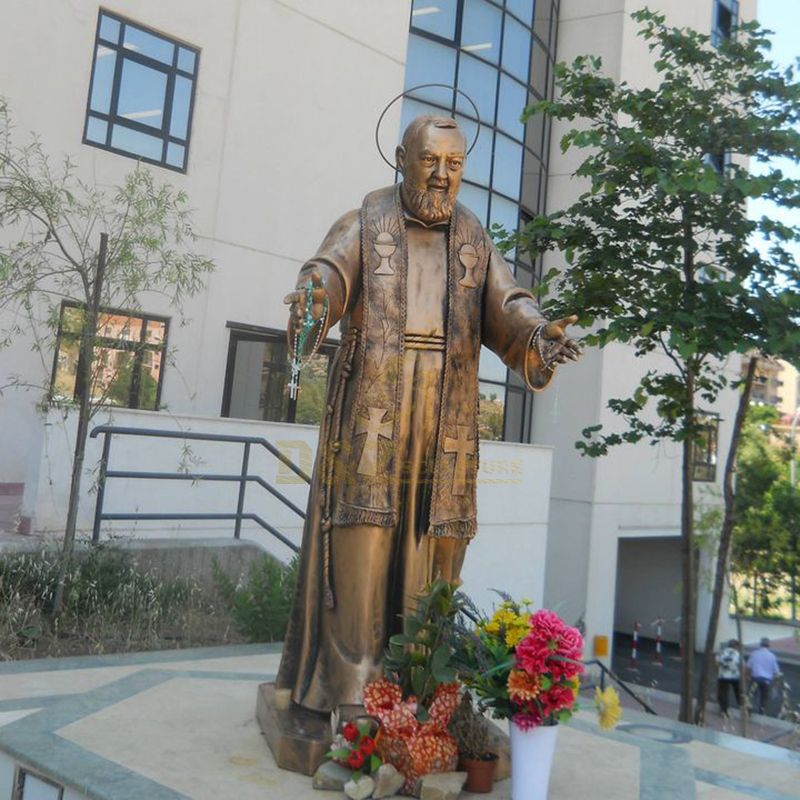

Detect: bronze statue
[260,115,580,771]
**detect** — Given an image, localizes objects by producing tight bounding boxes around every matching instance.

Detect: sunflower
[507,669,542,703]
[594,686,622,731]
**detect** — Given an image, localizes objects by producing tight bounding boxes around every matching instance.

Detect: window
[403,0,559,443]
[83,10,199,171]
[51,302,168,410]
[693,413,720,482]
[712,0,739,47]
[13,768,64,800]
[221,326,335,425]
[703,148,729,174]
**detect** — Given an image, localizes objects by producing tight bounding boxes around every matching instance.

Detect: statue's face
[398,124,465,224]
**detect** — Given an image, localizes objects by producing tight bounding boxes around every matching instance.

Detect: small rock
[420,771,467,800]
[486,724,511,780]
[345,774,375,800]
[373,763,404,798]
[312,760,352,791]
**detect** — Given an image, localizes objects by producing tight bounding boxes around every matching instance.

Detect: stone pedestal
[256,683,332,776]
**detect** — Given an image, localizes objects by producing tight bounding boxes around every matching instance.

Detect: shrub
[212,553,298,642]
[0,541,237,657]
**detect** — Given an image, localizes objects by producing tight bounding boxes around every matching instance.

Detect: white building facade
[0,0,751,658]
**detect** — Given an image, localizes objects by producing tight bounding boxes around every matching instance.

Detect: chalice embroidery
[373,231,396,275]
[458,243,479,288]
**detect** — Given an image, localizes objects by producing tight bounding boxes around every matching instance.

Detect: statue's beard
[401,181,456,224]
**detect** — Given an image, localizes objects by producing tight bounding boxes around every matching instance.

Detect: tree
[0,100,214,613]
[732,403,800,618]
[511,10,800,722]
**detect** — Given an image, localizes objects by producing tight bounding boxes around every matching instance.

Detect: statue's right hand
[284,270,327,336]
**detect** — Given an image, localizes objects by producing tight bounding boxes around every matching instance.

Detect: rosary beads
[289,278,328,400]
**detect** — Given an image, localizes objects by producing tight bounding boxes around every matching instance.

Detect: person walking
[746,637,781,715]
[716,639,741,715]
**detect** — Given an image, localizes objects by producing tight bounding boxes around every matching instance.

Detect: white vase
[510,723,558,800]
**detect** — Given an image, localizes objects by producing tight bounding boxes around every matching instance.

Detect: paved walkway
[0,645,796,799]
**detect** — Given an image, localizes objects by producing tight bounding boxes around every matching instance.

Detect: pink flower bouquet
[456,600,584,728]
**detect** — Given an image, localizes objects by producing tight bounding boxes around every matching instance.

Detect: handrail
[583,658,658,715]
[103,470,307,519]
[90,424,312,483]
[89,424,307,551]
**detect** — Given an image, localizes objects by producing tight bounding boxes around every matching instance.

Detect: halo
[374,83,481,170]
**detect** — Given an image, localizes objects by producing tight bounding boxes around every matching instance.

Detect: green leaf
[434,666,456,683]
[411,667,425,698]
[370,754,381,773]
[431,644,450,674]
[327,748,350,760]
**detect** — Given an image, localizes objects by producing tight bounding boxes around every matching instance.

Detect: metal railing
[584,658,658,715]
[89,425,310,552]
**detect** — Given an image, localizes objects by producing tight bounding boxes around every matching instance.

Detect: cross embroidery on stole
[443,425,476,496]
[355,407,393,477]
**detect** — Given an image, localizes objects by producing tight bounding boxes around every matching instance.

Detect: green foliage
[294,354,329,424]
[478,390,505,440]
[383,578,464,714]
[212,554,298,642]
[450,597,521,722]
[508,10,800,455]
[731,407,800,616]
[0,541,231,656]
[0,541,188,617]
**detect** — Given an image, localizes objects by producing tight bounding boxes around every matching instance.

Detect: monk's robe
[276,185,554,713]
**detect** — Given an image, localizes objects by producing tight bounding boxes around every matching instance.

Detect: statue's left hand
[539,314,582,367]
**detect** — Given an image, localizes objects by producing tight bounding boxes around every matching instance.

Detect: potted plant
[449,692,498,793]
[363,579,464,795]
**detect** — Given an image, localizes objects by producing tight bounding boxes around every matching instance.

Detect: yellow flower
[482,607,513,636]
[504,618,531,648]
[508,669,541,703]
[480,603,533,647]
[569,677,580,700]
[594,686,621,731]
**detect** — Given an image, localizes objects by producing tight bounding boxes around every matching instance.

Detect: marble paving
[0,644,796,799]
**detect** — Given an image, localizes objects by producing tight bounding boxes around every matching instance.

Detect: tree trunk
[53,233,107,616]
[694,355,757,724]
[679,365,697,723]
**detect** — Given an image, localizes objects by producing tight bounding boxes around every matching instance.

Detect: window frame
[50,300,169,410]
[220,323,337,424]
[692,411,720,482]
[711,0,739,47]
[403,0,560,444]
[13,767,64,800]
[82,8,200,172]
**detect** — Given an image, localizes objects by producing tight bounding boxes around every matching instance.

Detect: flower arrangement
[326,718,382,778]
[360,579,464,793]
[455,597,585,729]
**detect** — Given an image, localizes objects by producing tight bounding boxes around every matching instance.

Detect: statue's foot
[255,683,332,776]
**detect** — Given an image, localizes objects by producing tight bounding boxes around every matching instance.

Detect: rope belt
[404,332,446,351]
